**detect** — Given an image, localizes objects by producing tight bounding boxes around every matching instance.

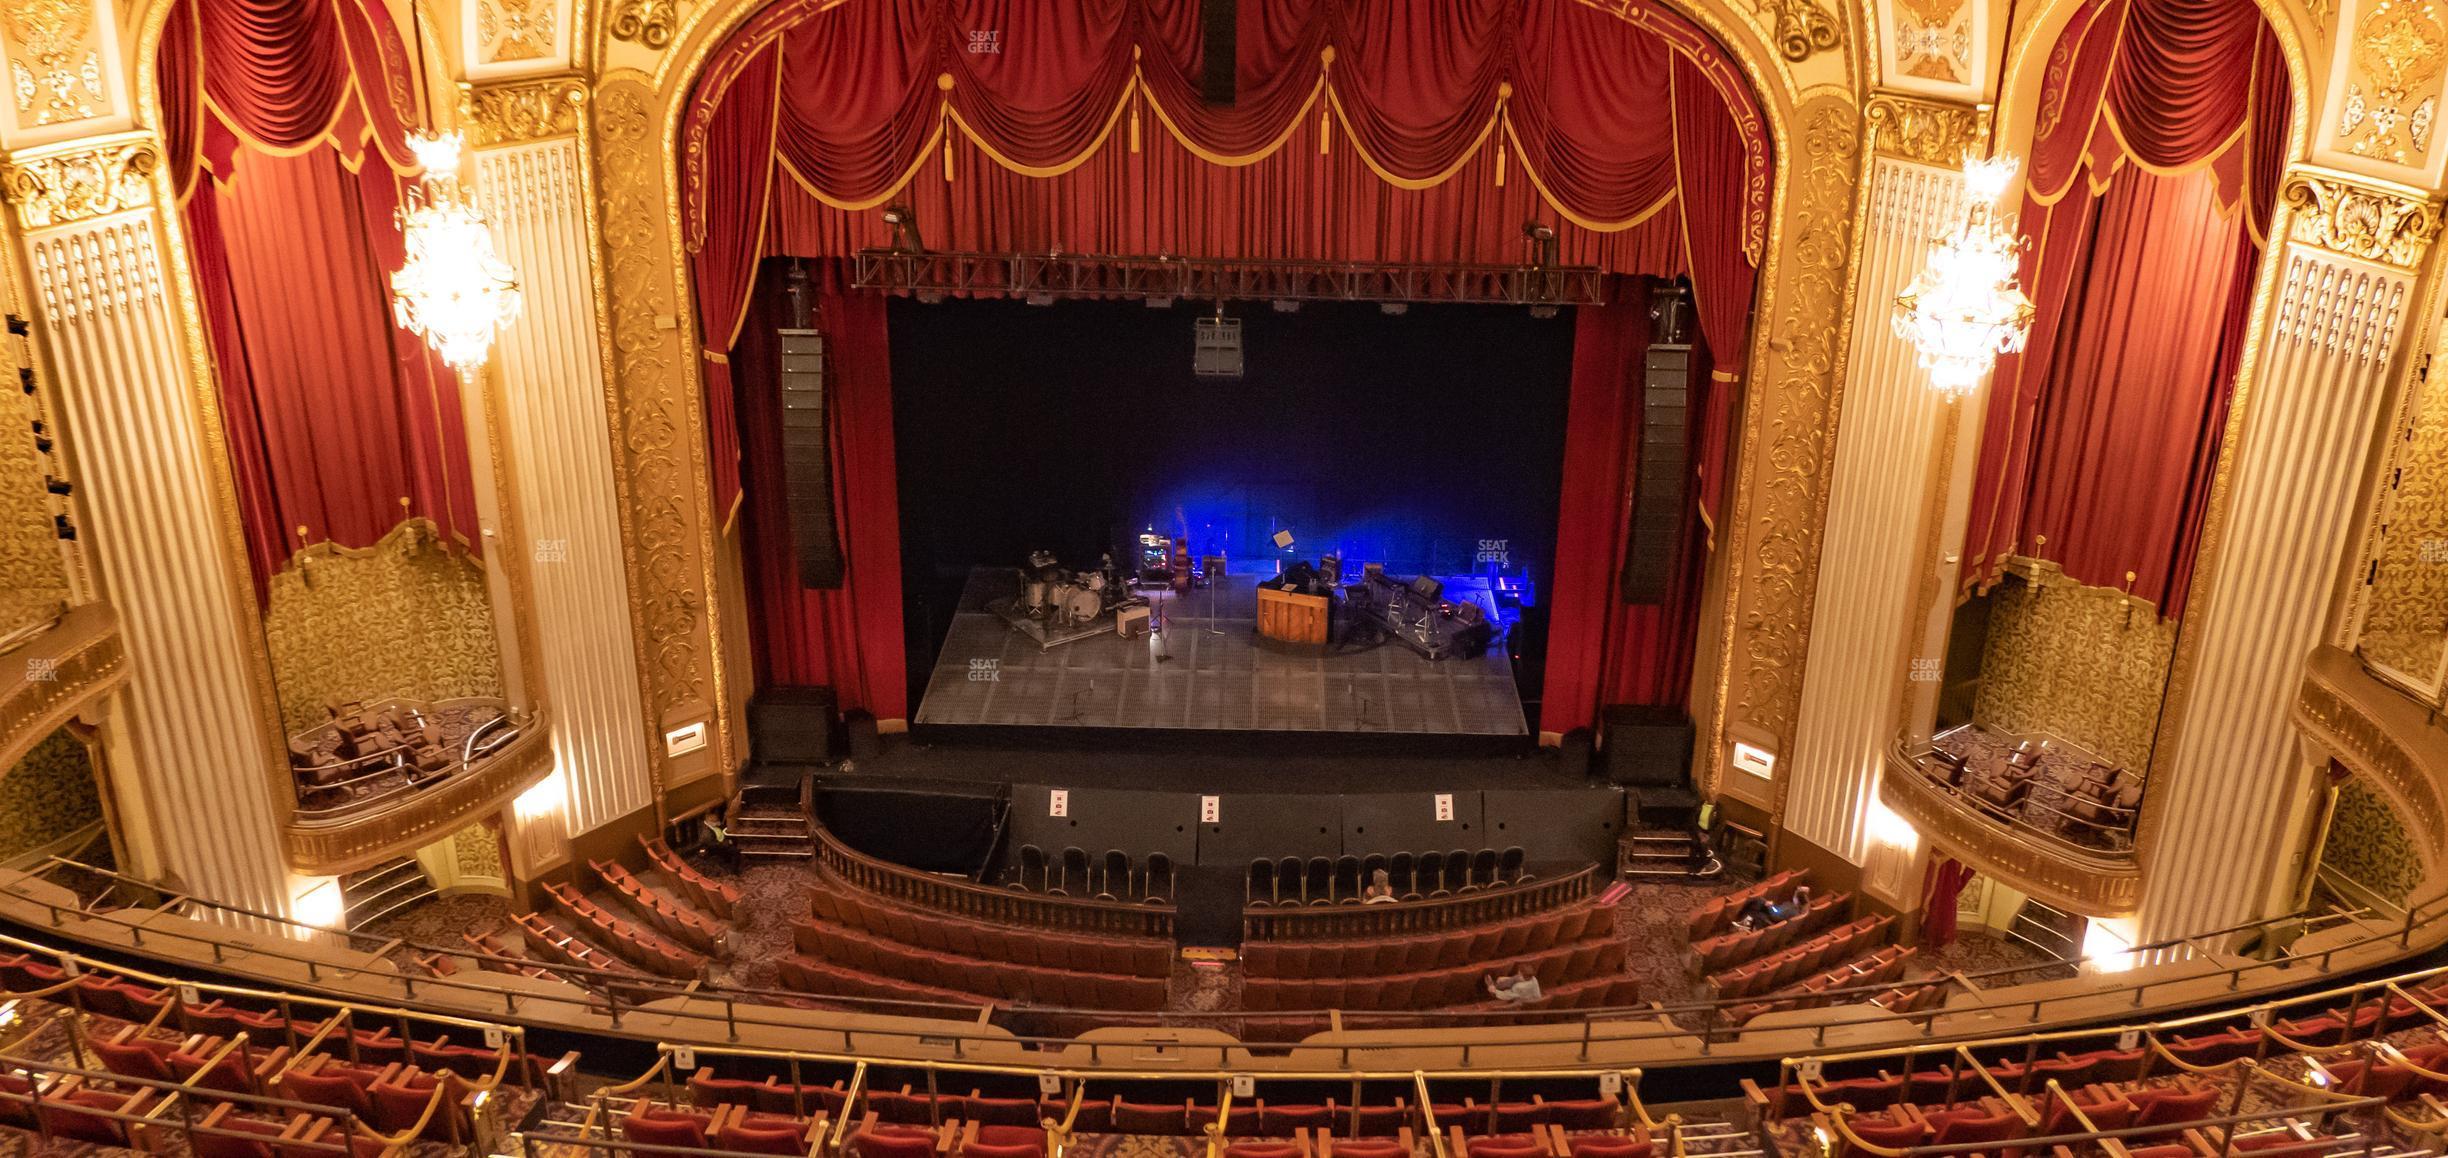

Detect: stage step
[730,798,816,863]
[1622,828,1723,879]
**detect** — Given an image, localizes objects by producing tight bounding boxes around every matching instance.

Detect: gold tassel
[1496,140,1507,186]
[943,130,955,182]
[1320,105,1331,154]
[1131,93,1141,154]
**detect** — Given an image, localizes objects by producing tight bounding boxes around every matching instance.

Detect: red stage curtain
[1920,857,1976,948]
[1960,0,2285,619]
[158,0,478,597]
[733,263,909,717]
[693,0,1765,719]
[1540,278,1713,734]
[686,45,782,512]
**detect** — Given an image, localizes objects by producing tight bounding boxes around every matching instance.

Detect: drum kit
[1020,550,1139,628]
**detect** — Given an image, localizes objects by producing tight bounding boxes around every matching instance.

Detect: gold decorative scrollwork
[2279,169,2443,271]
[463,77,586,148]
[1974,561,2178,774]
[260,519,505,736]
[1766,0,1844,60]
[476,0,557,64]
[592,74,707,717]
[1731,97,1861,760]
[610,0,684,49]
[1,0,105,129]
[0,140,157,231]
[1880,744,2144,916]
[1866,93,1985,165]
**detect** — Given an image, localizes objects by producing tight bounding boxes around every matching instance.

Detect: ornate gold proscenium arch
[592,0,1868,803]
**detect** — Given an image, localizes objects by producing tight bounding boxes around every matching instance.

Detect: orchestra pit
[0,1,2445,1157]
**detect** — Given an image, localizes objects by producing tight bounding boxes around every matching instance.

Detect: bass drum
[1055,584,1102,625]
[1021,579,1051,610]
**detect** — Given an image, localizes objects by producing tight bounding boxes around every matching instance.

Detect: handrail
[813,824,1173,938]
[6,856,2448,1070]
[1244,865,1597,940]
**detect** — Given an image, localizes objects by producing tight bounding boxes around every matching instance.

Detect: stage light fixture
[1145,296,1175,308]
[881,203,925,253]
[1380,302,1408,316]
[1194,305,1244,378]
[1522,220,1560,269]
[915,291,946,305]
[1025,291,1055,306]
[1529,305,1559,319]
[1271,299,1299,313]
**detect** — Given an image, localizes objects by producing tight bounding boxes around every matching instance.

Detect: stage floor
[912,567,1529,735]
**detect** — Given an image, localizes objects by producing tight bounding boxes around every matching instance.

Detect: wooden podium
[1256,587,1330,645]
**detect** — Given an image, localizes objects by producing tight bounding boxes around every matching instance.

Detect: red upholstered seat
[191,1110,288,1158]
[1263,1104,1333,1136]
[965,1095,1042,1127]
[718,1116,817,1155]
[1569,1137,1654,1158]
[623,1109,714,1154]
[1114,1099,1192,1135]
[38,1089,139,1145]
[1465,1136,1548,1158]
[2132,1087,2222,1133]
[1927,1110,2022,1147]
[1541,1100,1621,1130]
[1327,1143,1408,1158]
[90,1036,179,1083]
[279,1070,375,1119]
[853,1127,944,1158]
[1843,1114,1929,1151]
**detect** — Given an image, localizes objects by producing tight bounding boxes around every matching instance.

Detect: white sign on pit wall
[1434,793,1455,822]
[1731,741,1777,779]
[1201,795,1221,824]
[1049,789,1069,817]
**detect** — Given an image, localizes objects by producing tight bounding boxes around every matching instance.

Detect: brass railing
[813,823,1173,938]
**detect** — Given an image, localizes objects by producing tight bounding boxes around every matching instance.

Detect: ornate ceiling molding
[2279,167,2443,271]
[0,136,155,230]
[1865,92,1986,165]
[463,76,587,148]
[1766,0,1844,60]
[1879,743,2145,916]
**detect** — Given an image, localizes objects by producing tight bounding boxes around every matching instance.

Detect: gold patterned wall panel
[2359,340,2448,688]
[0,728,99,862]
[2325,777,2423,903]
[1972,563,2178,772]
[0,227,68,637]
[2335,0,2448,168]
[261,519,505,736]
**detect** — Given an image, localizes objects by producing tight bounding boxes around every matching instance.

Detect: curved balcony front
[278,708,554,876]
[1880,738,2145,917]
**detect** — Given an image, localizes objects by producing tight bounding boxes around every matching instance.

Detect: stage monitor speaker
[1621,284,1696,604]
[777,329,845,588]
[1199,0,1237,104]
[1601,705,1694,789]
[748,686,835,765]
[1483,786,1623,869]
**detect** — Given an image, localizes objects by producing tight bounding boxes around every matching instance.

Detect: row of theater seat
[1242,939,1628,1012]
[593,859,727,956]
[543,881,708,980]
[1705,915,1892,998]
[792,918,1165,1010]
[1825,1080,2230,1156]
[461,929,560,982]
[1689,892,1851,974]
[643,835,743,920]
[809,884,1171,979]
[1721,945,1916,1025]
[1685,870,1805,941]
[775,953,994,1013]
[1241,902,1616,979]
[512,910,667,999]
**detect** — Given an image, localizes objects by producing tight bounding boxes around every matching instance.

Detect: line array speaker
[1621,284,1695,604]
[777,329,845,588]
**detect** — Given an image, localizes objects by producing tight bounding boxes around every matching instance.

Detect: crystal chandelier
[391,132,521,373]
[1892,155,2035,399]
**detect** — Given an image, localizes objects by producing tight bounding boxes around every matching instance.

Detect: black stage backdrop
[889,297,1577,709]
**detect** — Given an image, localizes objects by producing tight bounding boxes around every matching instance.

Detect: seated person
[1362,869,1397,904]
[1733,885,1812,931]
[1484,965,1543,1004]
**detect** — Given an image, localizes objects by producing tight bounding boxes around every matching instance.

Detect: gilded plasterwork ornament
[1889,0,1974,83]
[478,0,558,64]
[2339,0,2448,164]
[2,0,104,129]
[0,141,155,230]
[2280,171,2443,270]
[610,0,685,49]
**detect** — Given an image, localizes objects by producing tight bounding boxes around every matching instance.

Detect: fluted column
[465,80,654,851]
[1779,98,1982,900]
[2,135,295,917]
[2135,171,2436,945]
